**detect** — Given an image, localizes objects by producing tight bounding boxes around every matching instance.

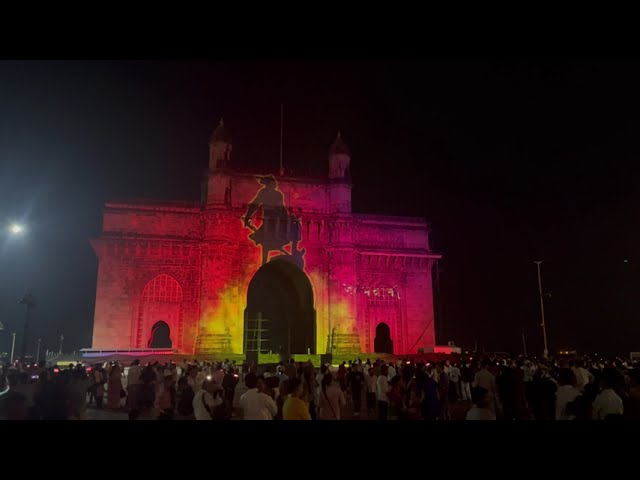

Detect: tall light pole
[18,292,36,360]
[10,332,16,363]
[534,260,549,359]
[36,338,42,362]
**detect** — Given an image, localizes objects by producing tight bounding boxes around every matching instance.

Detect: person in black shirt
[222,368,239,419]
[348,365,365,416]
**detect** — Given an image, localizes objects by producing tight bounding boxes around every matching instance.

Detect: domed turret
[328,131,351,180]
[209,118,232,169]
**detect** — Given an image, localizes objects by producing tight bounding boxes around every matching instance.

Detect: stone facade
[91,121,440,356]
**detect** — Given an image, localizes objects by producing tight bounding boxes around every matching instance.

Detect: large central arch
[244,258,316,356]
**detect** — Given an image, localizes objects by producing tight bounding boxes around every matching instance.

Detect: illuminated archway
[244,258,315,356]
[136,274,183,349]
[374,322,393,354]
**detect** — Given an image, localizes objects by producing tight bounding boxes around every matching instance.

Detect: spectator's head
[558,368,576,387]
[601,369,621,390]
[245,372,258,389]
[471,387,490,408]
[3,392,28,420]
[380,365,389,376]
[265,376,279,390]
[481,359,491,369]
[288,377,303,397]
[202,379,219,394]
[164,375,175,388]
[279,379,289,397]
[321,373,333,390]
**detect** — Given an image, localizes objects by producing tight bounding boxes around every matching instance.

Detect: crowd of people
[1,354,639,421]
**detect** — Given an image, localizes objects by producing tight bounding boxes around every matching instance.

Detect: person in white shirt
[212,365,225,386]
[126,359,142,410]
[193,379,223,420]
[317,373,346,420]
[473,359,498,414]
[555,368,582,420]
[448,363,461,400]
[592,372,624,420]
[466,387,496,420]
[387,363,396,380]
[239,373,277,420]
[187,367,202,393]
[376,365,390,420]
[573,360,594,392]
[315,364,327,397]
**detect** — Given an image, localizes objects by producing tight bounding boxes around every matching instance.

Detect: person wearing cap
[193,379,223,420]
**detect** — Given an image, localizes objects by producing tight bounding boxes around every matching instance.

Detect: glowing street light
[9,223,24,235]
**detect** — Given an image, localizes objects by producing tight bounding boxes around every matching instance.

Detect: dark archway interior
[245,258,315,356]
[374,322,393,354]
[149,321,172,348]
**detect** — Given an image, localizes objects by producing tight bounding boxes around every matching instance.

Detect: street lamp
[534,260,549,359]
[9,223,24,235]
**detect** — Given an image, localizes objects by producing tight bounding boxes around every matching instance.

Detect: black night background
[1,61,639,357]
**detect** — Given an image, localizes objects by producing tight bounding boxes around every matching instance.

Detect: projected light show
[90,120,439,357]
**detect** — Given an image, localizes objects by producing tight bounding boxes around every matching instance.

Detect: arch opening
[374,322,393,354]
[244,258,315,356]
[136,274,183,349]
[149,321,173,348]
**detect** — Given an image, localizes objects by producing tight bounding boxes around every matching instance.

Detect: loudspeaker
[245,351,258,365]
[320,353,333,365]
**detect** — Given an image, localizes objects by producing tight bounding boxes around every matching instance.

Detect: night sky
[1,60,639,358]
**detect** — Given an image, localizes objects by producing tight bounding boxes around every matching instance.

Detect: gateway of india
[89,120,441,360]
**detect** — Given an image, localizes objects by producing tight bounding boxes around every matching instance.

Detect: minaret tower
[328,131,352,213]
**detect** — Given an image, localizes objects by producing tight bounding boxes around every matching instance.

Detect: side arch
[135,274,183,349]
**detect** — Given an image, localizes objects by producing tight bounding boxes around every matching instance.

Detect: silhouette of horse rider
[243,175,305,267]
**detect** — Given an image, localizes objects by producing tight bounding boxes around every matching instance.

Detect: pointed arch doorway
[374,322,393,354]
[244,259,316,356]
[149,321,173,348]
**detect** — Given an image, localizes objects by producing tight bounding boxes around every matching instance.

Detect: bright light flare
[9,223,24,235]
